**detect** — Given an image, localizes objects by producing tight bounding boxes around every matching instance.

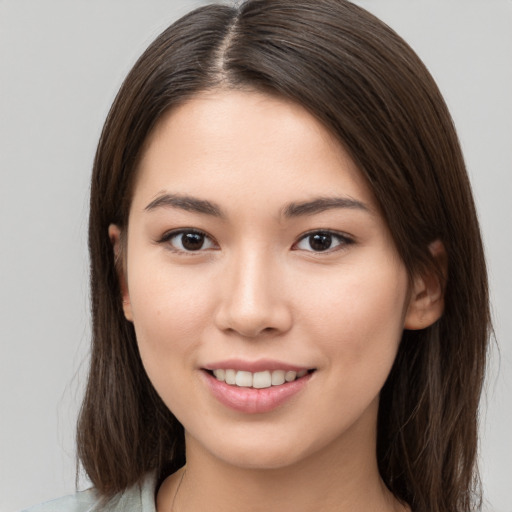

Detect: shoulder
[20,472,158,512]
[20,489,99,512]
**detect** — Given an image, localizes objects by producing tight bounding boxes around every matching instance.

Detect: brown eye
[181,232,206,251]
[295,231,353,253]
[162,230,216,252]
[308,233,333,252]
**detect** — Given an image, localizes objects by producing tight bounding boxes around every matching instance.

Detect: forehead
[132,89,376,214]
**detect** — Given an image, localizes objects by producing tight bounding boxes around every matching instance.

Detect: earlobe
[404,240,447,330]
[108,224,133,322]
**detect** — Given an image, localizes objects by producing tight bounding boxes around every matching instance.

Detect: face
[115,90,416,470]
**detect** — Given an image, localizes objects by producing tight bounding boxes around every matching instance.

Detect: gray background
[1,1,511,511]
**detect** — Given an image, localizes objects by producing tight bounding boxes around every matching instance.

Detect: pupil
[182,232,204,250]
[309,233,332,251]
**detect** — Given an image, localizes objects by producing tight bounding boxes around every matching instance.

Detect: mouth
[201,360,316,413]
[204,368,315,389]
[202,367,315,413]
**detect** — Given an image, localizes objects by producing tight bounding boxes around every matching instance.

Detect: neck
[181,448,398,512]
[158,406,407,512]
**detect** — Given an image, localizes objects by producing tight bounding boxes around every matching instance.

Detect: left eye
[163,230,216,252]
[295,231,352,252]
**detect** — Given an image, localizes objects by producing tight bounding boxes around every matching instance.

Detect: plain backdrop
[1,1,511,511]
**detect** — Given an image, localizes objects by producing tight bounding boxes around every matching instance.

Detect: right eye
[160,229,217,253]
[293,230,354,253]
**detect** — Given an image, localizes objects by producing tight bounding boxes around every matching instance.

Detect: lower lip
[203,371,313,414]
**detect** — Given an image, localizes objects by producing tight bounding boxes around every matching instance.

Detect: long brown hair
[78,1,490,510]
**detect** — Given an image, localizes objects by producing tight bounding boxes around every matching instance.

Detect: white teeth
[285,371,297,382]
[225,369,236,385]
[271,370,285,386]
[213,369,225,381]
[211,368,309,388]
[235,371,253,387]
[253,371,272,389]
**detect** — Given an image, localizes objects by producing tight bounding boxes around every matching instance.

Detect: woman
[25,1,490,511]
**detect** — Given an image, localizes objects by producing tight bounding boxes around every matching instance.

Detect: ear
[404,240,447,330]
[108,224,133,322]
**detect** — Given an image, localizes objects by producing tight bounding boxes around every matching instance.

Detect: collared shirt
[21,472,157,512]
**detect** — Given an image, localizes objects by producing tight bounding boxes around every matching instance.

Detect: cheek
[125,255,215,378]
[126,263,217,418]
[301,257,408,374]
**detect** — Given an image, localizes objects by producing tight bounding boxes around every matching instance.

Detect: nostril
[224,325,279,339]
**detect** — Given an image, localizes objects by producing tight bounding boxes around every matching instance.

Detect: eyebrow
[144,192,370,218]
[281,196,370,217]
[145,193,224,217]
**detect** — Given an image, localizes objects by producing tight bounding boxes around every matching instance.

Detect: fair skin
[110,90,443,512]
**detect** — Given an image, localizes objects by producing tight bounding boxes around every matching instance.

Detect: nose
[214,249,293,338]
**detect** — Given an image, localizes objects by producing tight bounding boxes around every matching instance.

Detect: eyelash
[158,229,218,254]
[292,230,355,253]
[157,229,354,254]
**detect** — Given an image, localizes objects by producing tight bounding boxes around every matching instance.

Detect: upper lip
[202,359,313,373]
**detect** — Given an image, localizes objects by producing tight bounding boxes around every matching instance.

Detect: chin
[186,425,333,472]
[214,443,310,470]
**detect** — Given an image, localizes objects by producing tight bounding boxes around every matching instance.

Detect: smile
[203,365,315,414]
[211,369,309,388]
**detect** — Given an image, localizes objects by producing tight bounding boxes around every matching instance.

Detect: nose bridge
[216,243,291,337]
